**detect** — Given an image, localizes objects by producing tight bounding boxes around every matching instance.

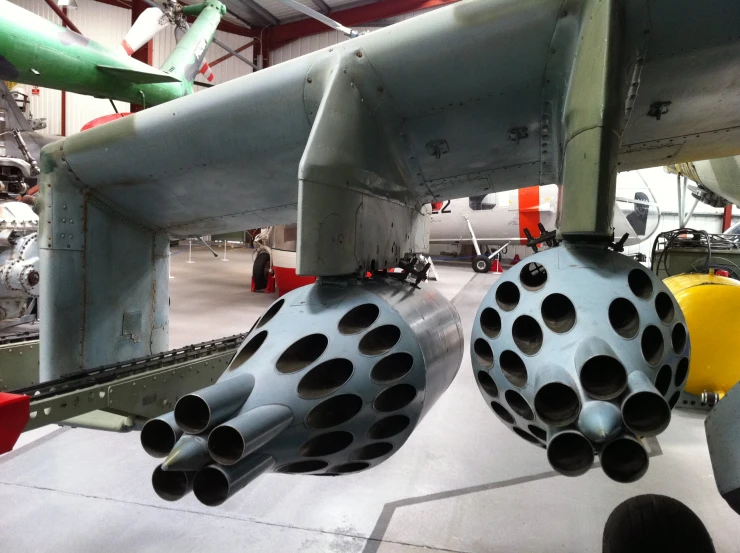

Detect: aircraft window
[469,193,496,211]
[271,224,298,250]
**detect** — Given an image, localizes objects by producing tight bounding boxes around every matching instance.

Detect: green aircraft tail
[159,0,226,89]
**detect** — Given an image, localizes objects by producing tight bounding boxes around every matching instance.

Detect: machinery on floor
[1,0,740,517]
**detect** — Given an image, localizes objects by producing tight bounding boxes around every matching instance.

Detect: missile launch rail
[10,333,245,431]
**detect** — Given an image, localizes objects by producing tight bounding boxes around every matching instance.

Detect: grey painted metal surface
[706,381,740,515]
[470,245,690,481]
[37,0,740,377]
[144,277,464,506]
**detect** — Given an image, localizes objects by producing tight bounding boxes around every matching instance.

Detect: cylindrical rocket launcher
[471,245,690,483]
[141,277,464,506]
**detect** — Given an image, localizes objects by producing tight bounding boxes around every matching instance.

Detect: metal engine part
[141,277,463,506]
[0,201,38,327]
[470,245,690,483]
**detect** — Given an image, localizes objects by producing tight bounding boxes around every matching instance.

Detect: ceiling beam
[311,0,331,14]
[267,0,460,49]
[238,0,280,26]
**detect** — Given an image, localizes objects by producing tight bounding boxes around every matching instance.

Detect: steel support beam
[43,0,83,34]
[723,205,733,231]
[558,0,626,242]
[312,0,331,14]
[211,40,256,67]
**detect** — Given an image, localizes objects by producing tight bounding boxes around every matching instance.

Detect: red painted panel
[0,393,30,454]
[273,266,316,296]
[518,186,540,245]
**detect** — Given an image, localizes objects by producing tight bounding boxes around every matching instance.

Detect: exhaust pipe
[599,434,649,483]
[546,429,594,477]
[162,434,212,472]
[174,373,255,434]
[193,454,275,507]
[533,364,581,427]
[621,371,671,437]
[141,412,183,458]
[151,466,195,501]
[575,337,628,401]
[208,405,293,466]
[577,400,622,443]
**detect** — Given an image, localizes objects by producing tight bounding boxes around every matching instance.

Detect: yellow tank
[664,273,740,399]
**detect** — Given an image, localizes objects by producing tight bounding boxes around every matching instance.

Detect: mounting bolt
[356,51,363,58]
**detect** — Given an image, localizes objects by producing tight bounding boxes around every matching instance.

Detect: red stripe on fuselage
[122,40,134,56]
[518,186,540,245]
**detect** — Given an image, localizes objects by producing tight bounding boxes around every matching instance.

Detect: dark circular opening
[338,304,380,335]
[609,298,640,339]
[623,390,671,436]
[490,401,515,424]
[373,384,417,413]
[547,432,593,476]
[675,357,689,387]
[480,308,502,339]
[174,395,211,434]
[513,426,540,444]
[496,281,520,312]
[601,438,648,483]
[229,330,268,370]
[528,425,547,441]
[603,495,716,552]
[298,431,354,457]
[368,415,410,439]
[276,460,328,474]
[329,462,370,474]
[192,466,229,507]
[359,325,401,356]
[276,334,329,374]
[208,425,245,465]
[152,466,190,501]
[298,358,353,399]
[671,323,687,355]
[641,325,664,366]
[628,269,653,300]
[655,292,675,324]
[305,394,363,429]
[512,315,543,355]
[505,389,534,420]
[257,299,284,328]
[668,391,680,409]
[141,419,179,458]
[351,442,394,461]
[473,338,494,368]
[541,293,576,333]
[534,382,580,426]
[580,356,627,400]
[655,365,672,396]
[371,352,414,383]
[477,370,499,397]
[500,350,528,387]
[520,262,548,291]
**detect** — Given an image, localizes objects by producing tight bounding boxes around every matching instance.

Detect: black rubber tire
[252,252,271,290]
[602,494,715,553]
[472,255,491,273]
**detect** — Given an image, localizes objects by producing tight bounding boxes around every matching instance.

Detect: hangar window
[469,194,496,211]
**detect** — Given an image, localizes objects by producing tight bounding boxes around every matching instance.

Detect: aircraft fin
[158,1,224,87]
[96,65,181,84]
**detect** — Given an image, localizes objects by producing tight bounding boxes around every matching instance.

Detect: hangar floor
[1,246,739,552]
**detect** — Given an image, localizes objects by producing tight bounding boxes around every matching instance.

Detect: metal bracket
[647,101,672,121]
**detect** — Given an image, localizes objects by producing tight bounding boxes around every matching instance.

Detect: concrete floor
[1,247,739,552]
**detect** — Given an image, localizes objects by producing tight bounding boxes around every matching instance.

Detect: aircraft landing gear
[472,255,491,273]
